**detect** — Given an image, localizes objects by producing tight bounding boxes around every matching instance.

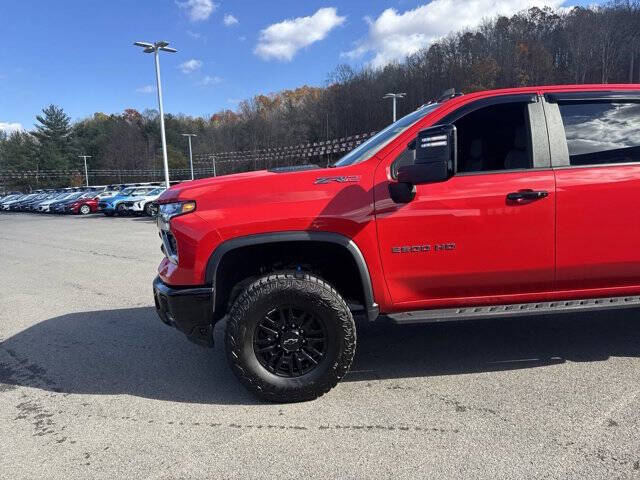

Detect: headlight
[157,201,196,231]
[159,201,195,219]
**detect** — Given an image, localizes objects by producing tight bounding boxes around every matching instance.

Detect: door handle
[506,189,549,202]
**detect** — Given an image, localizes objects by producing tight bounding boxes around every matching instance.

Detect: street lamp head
[383,92,406,99]
[181,133,197,137]
[134,41,177,54]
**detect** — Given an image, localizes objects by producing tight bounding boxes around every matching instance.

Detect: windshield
[332,102,441,167]
[120,188,135,196]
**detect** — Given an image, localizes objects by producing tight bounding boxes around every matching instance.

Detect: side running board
[386,295,640,325]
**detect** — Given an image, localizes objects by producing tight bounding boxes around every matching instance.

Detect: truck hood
[158,169,294,203]
[156,163,373,241]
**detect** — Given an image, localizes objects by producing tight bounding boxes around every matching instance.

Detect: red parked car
[67,195,99,215]
[152,84,640,402]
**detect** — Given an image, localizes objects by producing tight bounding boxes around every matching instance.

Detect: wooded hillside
[2,3,639,189]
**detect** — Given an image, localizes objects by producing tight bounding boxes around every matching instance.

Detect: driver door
[374,96,556,309]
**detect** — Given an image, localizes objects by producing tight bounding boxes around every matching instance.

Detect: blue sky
[0,0,596,132]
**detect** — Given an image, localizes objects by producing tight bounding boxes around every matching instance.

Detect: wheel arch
[205,232,379,322]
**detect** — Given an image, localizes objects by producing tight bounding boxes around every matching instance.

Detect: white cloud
[223,14,238,26]
[0,122,23,134]
[176,0,217,22]
[136,85,155,94]
[345,0,566,68]
[179,59,203,74]
[198,75,222,86]
[254,7,346,61]
[187,30,203,39]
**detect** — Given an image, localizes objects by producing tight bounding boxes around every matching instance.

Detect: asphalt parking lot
[1,213,640,479]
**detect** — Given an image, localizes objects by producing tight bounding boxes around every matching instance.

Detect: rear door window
[558,102,640,166]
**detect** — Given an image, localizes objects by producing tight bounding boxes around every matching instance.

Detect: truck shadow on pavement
[349,308,640,381]
[1,306,640,403]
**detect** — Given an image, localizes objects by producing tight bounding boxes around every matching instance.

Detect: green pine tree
[32,104,74,171]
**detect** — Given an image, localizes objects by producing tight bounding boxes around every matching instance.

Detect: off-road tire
[225,272,356,403]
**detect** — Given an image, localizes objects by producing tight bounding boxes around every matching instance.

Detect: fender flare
[205,231,379,321]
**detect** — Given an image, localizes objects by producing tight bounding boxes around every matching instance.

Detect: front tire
[79,204,91,215]
[225,272,356,403]
[116,203,127,216]
[144,203,157,216]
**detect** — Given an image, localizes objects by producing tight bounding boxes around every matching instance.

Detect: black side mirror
[397,124,456,185]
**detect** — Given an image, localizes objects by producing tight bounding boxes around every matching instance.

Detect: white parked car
[123,187,166,216]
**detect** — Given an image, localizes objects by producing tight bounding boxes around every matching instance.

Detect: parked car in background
[121,187,166,216]
[99,186,157,216]
[66,193,100,215]
[15,193,48,211]
[1,194,24,210]
[37,192,77,212]
[95,190,118,201]
[27,192,60,212]
[0,193,18,203]
[0,193,23,208]
[51,192,88,213]
[7,193,38,211]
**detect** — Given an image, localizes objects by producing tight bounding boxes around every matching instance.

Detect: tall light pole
[79,155,91,186]
[181,133,197,180]
[383,92,406,122]
[134,41,177,189]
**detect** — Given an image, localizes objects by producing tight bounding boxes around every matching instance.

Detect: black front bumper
[153,276,214,347]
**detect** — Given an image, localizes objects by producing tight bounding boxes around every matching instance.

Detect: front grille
[159,230,179,264]
[167,232,178,254]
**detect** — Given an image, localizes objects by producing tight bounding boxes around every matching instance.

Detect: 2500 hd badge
[391,243,456,253]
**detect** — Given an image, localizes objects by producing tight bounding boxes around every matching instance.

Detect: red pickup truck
[153,84,640,402]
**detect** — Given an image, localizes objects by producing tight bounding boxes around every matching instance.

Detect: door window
[558,102,640,166]
[455,102,533,173]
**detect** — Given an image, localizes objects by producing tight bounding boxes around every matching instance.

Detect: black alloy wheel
[225,272,356,402]
[253,306,328,377]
